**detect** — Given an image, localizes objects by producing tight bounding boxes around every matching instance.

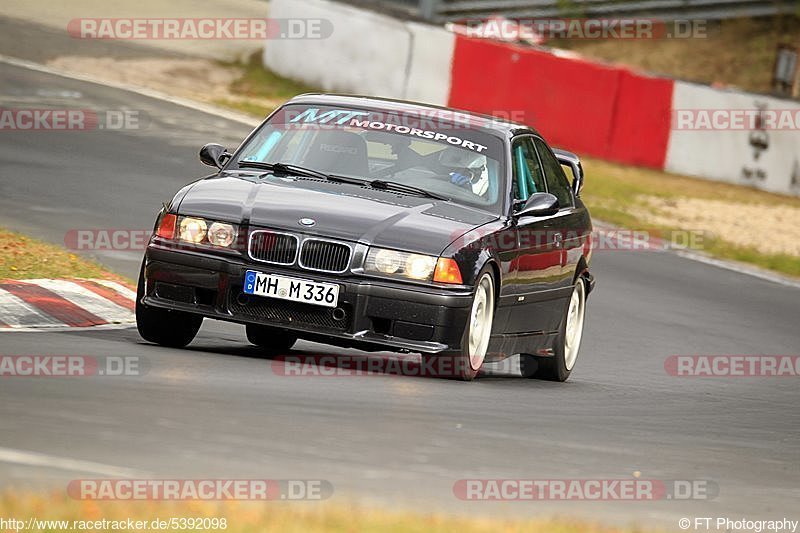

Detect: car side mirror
[553,148,584,196]
[199,143,231,169]
[515,192,559,218]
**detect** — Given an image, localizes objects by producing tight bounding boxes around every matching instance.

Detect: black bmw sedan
[136,94,595,381]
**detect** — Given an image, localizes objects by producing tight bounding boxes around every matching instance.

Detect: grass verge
[0,491,650,533]
[216,52,318,118]
[0,228,125,282]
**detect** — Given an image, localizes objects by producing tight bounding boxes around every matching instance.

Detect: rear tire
[422,268,496,381]
[245,324,297,356]
[522,277,587,382]
[136,264,202,348]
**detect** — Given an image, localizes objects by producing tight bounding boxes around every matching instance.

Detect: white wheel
[563,278,586,371]
[467,273,495,372]
[422,269,496,380]
[521,277,588,382]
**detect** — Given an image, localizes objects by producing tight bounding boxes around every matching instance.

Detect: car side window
[511,137,547,202]
[533,138,574,208]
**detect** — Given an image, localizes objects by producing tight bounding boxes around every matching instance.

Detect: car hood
[176,174,499,256]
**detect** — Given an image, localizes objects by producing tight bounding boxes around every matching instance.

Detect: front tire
[135,264,202,348]
[521,277,587,382]
[245,324,297,356]
[422,269,496,381]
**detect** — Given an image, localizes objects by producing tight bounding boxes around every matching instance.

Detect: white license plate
[243,270,339,308]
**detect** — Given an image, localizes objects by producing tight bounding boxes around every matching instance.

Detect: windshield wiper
[236,162,446,200]
[237,161,329,180]
[369,180,449,201]
[237,161,368,186]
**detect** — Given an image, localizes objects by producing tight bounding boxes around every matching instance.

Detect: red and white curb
[0,278,135,332]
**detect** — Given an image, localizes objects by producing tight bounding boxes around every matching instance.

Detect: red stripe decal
[71,279,135,311]
[0,281,107,327]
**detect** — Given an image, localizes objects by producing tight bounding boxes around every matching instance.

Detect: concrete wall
[264,0,454,105]
[404,21,455,105]
[664,82,800,196]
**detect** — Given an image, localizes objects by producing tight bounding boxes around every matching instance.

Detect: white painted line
[32,279,134,324]
[674,250,800,289]
[0,54,260,127]
[93,250,146,263]
[0,288,66,328]
[90,279,137,301]
[0,447,145,477]
[594,221,800,290]
[0,323,136,333]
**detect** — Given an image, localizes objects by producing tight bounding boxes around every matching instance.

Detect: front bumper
[141,245,473,353]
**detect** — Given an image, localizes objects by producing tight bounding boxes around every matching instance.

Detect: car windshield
[233,104,507,212]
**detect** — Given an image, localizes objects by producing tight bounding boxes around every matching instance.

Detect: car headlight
[373,249,403,274]
[365,248,438,281]
[179,217,207,244]
[163,216,238,248]
[208,222,236,247]
[406,254,438,279]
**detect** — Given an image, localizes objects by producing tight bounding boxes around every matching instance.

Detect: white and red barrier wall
[265,0,800,196]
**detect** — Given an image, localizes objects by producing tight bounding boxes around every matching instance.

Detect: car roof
[285,93,538,138]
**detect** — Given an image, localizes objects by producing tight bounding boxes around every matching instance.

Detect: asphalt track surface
[1,61,799,528]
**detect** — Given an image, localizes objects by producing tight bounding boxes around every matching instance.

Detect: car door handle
[552,232,563,248]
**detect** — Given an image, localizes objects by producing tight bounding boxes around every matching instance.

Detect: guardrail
[370,0,799,22]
